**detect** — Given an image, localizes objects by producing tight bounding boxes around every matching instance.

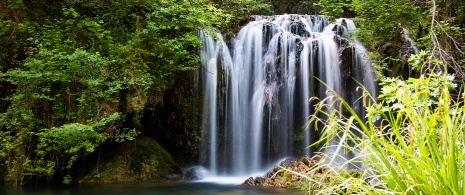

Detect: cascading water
[401,27,419,54]
[199,15,377,179]
[338,18,377,97]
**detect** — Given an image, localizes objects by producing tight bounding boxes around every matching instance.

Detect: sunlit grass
[296,71,465,194]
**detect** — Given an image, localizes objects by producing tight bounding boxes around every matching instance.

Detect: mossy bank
[80,136,182,183]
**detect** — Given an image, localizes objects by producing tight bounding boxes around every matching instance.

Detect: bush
[305,54,465,194]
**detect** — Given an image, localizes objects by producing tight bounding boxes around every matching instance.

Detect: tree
[0,0,268,185]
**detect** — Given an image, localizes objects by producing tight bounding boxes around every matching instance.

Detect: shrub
[304,54,465,194]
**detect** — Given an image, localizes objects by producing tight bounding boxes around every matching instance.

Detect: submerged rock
[80,136,182,183]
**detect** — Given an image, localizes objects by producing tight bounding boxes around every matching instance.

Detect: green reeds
[299,72,465,194]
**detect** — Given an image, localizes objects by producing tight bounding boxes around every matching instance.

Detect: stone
[80,136,182,183]
[183,166,208,181]
[243,155,325,189]
[243,155,364,191]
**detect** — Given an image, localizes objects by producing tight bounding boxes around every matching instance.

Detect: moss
[80,136,181,183]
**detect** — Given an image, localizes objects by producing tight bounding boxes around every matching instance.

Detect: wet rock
[244,177,255,186]
[243,155,325,189]
[243,155,364,191]
[280,157,296,166]
[183,166,208,181]
[80,136,182,183]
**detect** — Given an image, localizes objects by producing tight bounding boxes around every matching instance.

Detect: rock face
[141,70,203,166]
[81,136,182,183]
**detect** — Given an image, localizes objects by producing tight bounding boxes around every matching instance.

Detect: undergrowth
[294,53,465,194]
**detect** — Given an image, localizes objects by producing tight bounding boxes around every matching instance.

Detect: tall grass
[301,71,465,194]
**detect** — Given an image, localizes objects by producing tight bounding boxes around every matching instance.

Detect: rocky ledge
[244,155,324,189]
[244,155,364,192]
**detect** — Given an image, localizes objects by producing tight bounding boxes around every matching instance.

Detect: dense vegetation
[0,0,464,193]
[0,0,270,185]
[307,58,465,194]
[303,0,465,194]
[318,0,464,80]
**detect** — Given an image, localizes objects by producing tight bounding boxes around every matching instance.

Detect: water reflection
[1,181,303,195]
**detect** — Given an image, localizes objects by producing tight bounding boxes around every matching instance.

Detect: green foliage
[269,0,321,15]
[114,128,140,143]
[350,0,422,47]
[7,0,26,10]
[408,50,442,71]
[0,0,260,184]
[315,0,464,81]
[23,159,55,178]
[142,0,228,85]
[0,19,12,36]
[36,113,120,169]
[315,0,350,17]
[304,54,465,194]
[211,0,273,27]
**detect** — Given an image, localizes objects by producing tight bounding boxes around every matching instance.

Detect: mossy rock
[81,136,182,183]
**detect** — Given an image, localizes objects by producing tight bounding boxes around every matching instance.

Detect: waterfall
[199,31,233,176]
[200,15,377,177]
[401,27,419,54]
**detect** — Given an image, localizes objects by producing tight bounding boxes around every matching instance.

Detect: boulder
[243,155,364,191]
[183,166,208,181]
[244,155,323,188]
[81,136,182,183]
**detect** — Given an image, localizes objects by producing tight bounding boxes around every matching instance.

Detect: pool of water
[1,181,304,195]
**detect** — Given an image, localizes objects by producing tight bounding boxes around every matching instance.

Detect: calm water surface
[1,181,304,195]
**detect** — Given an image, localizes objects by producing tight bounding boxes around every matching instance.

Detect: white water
[199,31,233,176]
[338,18,377,97]
[402,27,419,54]
[195,158,290,184]
[200,15,377,182]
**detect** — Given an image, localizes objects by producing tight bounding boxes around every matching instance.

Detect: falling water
[401,27,420,54]
[200,15,377,178]
[338,18,377,97]
[199,31,233,176]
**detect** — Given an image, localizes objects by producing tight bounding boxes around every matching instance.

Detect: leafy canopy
[0,0,268,184]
